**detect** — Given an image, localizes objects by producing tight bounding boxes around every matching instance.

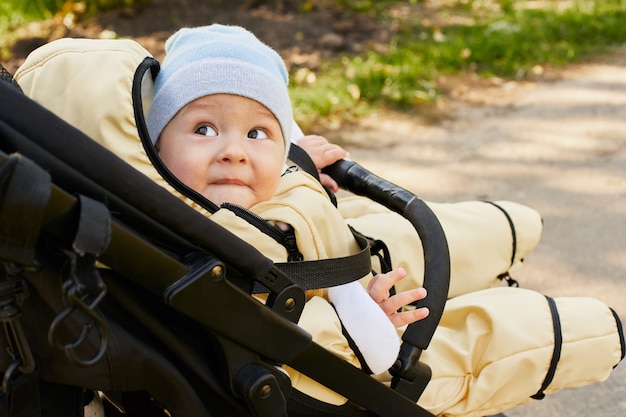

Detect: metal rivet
[284,297,296,311]
[259,384,272,399]
[211,265,223,279]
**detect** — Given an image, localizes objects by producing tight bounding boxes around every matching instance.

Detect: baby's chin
[205,186,256,209]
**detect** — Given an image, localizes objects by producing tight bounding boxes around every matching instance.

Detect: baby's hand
[296,135,349,192]
[366,268,429,328]
[297,135,349,168]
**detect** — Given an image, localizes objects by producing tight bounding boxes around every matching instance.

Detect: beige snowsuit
[14,37,624,417]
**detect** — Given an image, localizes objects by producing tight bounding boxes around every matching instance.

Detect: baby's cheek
[259,167,282,193]
[172,165,203,192]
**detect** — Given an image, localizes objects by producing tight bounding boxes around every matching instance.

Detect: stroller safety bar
[324,159,451,400]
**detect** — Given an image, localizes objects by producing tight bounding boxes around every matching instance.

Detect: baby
[146,24,430,375]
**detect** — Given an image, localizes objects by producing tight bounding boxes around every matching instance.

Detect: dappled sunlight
[343,54,626,329]
[543,167,626,195]
[475,117,626,163]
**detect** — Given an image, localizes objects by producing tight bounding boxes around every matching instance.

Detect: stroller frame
[0,61,450,417]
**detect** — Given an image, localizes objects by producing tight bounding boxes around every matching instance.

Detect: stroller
[3,37,622,417]
[0,47,451,416]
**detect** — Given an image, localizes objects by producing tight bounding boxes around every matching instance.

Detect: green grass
[3,0,626,131]
[0,0,63,60]
[290,0,626,131]
[1,1,56,32]
[0,0,138,34]
[0,0,144,60]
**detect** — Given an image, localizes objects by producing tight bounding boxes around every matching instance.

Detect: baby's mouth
[214,178,245,186]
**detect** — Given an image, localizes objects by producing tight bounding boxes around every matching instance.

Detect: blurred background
[3,0,626,133]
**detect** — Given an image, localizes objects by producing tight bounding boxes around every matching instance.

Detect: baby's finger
[367,268,406,303]
[381,287,427,314]
[319,173,340,192]
[389,307,430,328]
[321,145,349,165]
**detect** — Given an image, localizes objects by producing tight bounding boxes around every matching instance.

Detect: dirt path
[330,47,626,417]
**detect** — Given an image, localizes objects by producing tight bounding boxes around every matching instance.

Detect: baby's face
[156,94,286,208]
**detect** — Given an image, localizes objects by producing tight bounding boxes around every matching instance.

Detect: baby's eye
[195,125,218,137]
[247,129,269,140]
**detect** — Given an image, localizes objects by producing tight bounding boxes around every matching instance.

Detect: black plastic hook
[48,280,109,367]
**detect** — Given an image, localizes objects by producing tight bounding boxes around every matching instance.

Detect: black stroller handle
[323,159,450,351]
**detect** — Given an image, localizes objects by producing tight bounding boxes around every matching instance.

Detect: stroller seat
[0,41,450,416]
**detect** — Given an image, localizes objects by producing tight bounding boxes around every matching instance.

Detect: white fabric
[290,119,305,142]
[328,281,400,374]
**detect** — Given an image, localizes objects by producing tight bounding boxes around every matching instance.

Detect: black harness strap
[351,227,393,274]
[259,232,373,292]
[531,296,562,400]
[288,143,321,182]
[288,143,338,207]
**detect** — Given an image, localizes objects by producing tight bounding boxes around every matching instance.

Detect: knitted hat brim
[147,57,292,148]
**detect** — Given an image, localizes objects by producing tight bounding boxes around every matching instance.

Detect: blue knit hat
[146,24,292,157]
